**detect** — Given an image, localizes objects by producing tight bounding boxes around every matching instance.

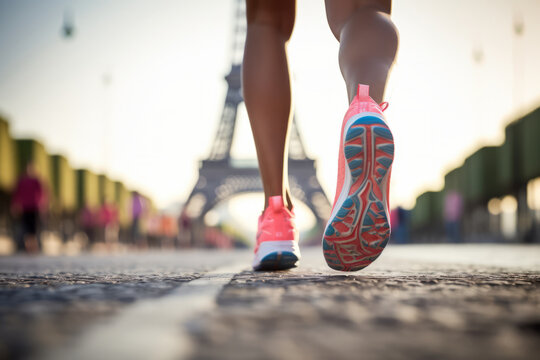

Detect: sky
[1,0,540,215]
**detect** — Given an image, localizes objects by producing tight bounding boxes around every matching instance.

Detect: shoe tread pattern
[323,115,394,271]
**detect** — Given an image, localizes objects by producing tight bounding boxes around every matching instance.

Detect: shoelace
[380,102,389,112]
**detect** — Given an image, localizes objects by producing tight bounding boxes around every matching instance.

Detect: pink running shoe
[253,195,300,271]
[323,84,394,271]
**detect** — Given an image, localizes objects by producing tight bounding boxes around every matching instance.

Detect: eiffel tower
[182,0,331,245]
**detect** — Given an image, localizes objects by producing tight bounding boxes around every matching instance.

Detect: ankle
[264,190,293,211]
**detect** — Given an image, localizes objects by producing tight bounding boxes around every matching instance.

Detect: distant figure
[79,203,96,247]
[178,210,192,247]
[131,191,145,246]
[11,163,47,253]
[98,199,118,244]
[391,206,410,244]
[161,215,176,249]
[444,190,464,243]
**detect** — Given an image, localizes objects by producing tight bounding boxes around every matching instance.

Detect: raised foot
[323,114,394,272]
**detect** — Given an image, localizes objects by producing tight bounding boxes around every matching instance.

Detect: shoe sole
[323,112,394,271]
[253,241,300,271]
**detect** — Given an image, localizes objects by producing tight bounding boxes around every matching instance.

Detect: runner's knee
[325,0,392,41]
[246,0,296,41]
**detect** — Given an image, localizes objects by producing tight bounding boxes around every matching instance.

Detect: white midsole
[326,112,387,230]
[252,240,301,267]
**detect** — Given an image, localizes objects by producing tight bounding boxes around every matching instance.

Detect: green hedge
[444,166,466,194]
[410,107,540,227]
[411,190,443,229]
[76,169,99,209]
[497,135,516,195]
[464,146,500,203]
[114,181,132,227]
[518,108,540,182]
[0,117,16,191]
[98,174,116,204]
[50,155,77,212]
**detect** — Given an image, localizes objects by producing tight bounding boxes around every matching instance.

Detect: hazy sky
[1,0,540,210]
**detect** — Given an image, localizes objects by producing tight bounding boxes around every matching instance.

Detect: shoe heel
[253,240,300,271]
[254,251,299,271]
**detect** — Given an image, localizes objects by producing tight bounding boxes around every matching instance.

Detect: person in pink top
[444,190,464,243]
[98,199,118,243]
[11,163,47,253]
[244,0,398,271]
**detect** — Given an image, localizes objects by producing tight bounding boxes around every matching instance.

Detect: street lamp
[61,9,75,39]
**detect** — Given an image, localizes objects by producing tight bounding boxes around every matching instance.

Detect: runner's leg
[325,0,398,103]
[243,0,296,209]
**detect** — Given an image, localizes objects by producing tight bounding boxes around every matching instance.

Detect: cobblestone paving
[0,251,248,360]
[1,273,197,360]
[1,246,539,360]
[189,255,540,360]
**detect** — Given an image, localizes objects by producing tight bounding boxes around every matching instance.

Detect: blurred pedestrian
[11,163,47,253]
[160,214,176,249]
[98,198,118,244]
[131,191,145,247]
[178,209,192,247]
[245,0,398,271]
[444,190,463,243]
[391,206,410,244]
[79,203,96,247]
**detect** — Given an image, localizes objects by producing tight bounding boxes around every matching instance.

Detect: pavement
[0,244,539,360]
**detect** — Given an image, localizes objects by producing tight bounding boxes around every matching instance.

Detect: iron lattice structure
[182,0,331,245]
